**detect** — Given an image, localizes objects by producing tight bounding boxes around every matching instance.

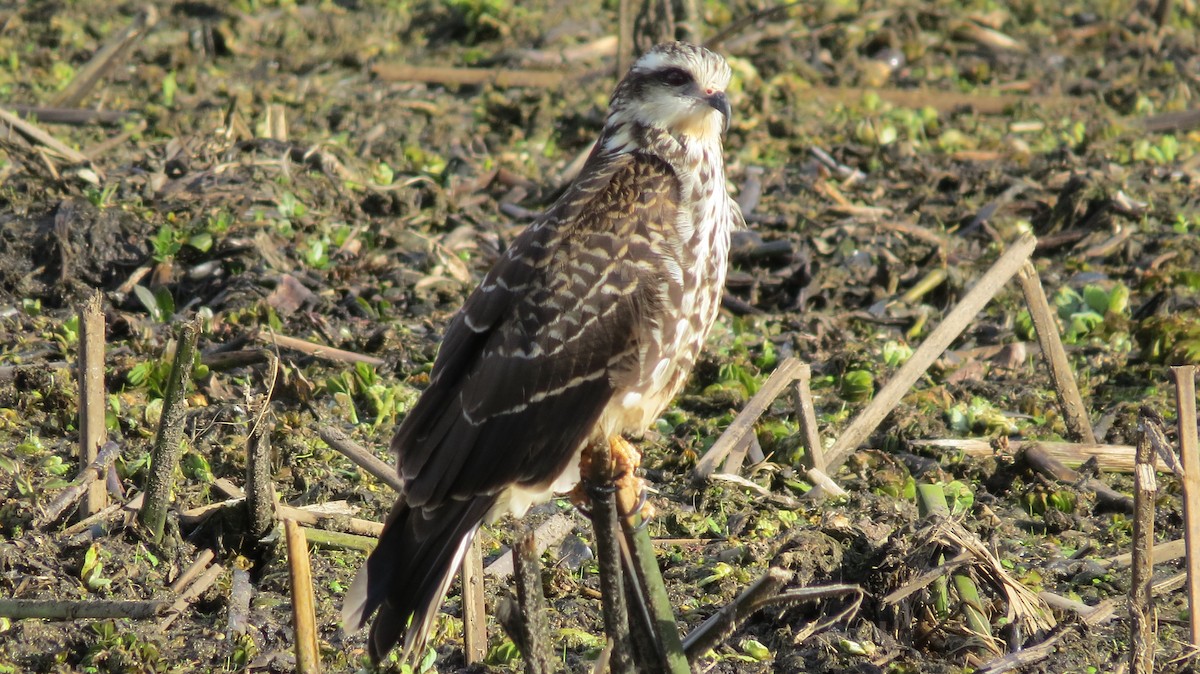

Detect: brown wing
[392,150,682,509]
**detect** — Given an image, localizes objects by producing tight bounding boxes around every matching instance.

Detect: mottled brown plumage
[342,41,742,663]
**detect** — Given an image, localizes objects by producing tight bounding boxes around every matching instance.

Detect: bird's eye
[658,68,692,87]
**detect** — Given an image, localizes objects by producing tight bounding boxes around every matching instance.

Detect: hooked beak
[705,91,731,134]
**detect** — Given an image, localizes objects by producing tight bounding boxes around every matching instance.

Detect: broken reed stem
[302,526,377,552]
[588,438,633,674]
[1022,444,1133,513]
[826,233,1037,472]
[285,519,322,674]
[911,437,1171,473]
[1016,262,1097,444]
[694,357,807,481]
[805,467,848,499]
[617,0,634,77]
[1102,538,1187,570]
[78,290,108,517]
[792,362,826,472]
[0,107,93,165]
[0,598,169,620]
[1173,365,1200,646]
[170,549,216,593]
[245,411,275,540]
[511,528,555,673]
[40,440,120,527]
[682,568,791,660]
[613,442,690,674]
[317,426,404,492]
[158,562,224,631]
[370,63,567,88]
[52,5,157,107]
[138,320,200,543]
[462,535,488,665]
[259,331,384,366]
[485,513,576,580]
[916,484,994,645]
[1130,414,1158,673]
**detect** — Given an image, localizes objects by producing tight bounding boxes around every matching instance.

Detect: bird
[342,40,743,664]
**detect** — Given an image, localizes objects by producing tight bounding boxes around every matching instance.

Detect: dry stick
[170,549,217,593]
[1130,414,1158,674]
[693,357,806,481]
[1153,0,1173,27]
[52,5,158,107]
[1173,365,1200,646]
[285,519,322,674]
[0,107,92,165]
[793,363,825,471]
[371,63,566,88]
[8,105,133,125]
[317,426,404,492]
[882,551,973,604]
[1016,263,1097,444]
[1038,592,1117,625]
[911,437,1170,474]
[588,438,633,674]
[36,438,117,527]
[617,0,634,77]
[39,440,120,526]
[78,291,107,517]
[284,507,383,538]
[461,535,488,665]
[159,562,224,631]
[245,411,275,540]
[682,568,790,659]
[1022,444,1133,513]
[511,528,555,673]
[0,598,168,620]
[260,332,384,366]
[486,513,576,579]
[138,320,200,543]
[1103,539,1187,570]
[302,527,377,552]
[59,502,121,537]
[973,623,1079,674]
[825,234,1038,472]
[683,578,861,660]
[179,495,386,538]
[790,365,848,498]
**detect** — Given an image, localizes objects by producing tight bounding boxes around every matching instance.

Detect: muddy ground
[2,1,1200,672]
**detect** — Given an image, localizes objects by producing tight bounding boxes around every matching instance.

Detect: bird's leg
[571,436,655,525]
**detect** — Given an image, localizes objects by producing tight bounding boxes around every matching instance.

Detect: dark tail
[342,494,496,663]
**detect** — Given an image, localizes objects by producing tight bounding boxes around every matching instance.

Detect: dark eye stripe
[658,67,693,87]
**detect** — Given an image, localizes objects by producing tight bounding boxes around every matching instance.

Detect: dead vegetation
[2,1,1200,673]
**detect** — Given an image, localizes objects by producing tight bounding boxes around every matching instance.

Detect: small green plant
[839,369,874,402]
[161,70,178,107]
[132,284,175,323]
[80,543,112,592]
[947,397,1018,435]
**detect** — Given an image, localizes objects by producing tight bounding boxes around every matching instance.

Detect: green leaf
[840,370,874,402]
[741,639,772,661]
[133,285,161,321]
[1083,285,1110,314]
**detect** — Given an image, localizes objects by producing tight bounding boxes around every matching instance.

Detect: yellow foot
[570,436,655,524]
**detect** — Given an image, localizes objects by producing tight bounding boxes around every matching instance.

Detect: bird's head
[606,42,732,146]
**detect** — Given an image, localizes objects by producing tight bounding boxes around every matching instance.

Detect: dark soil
[2,1,1200,673]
